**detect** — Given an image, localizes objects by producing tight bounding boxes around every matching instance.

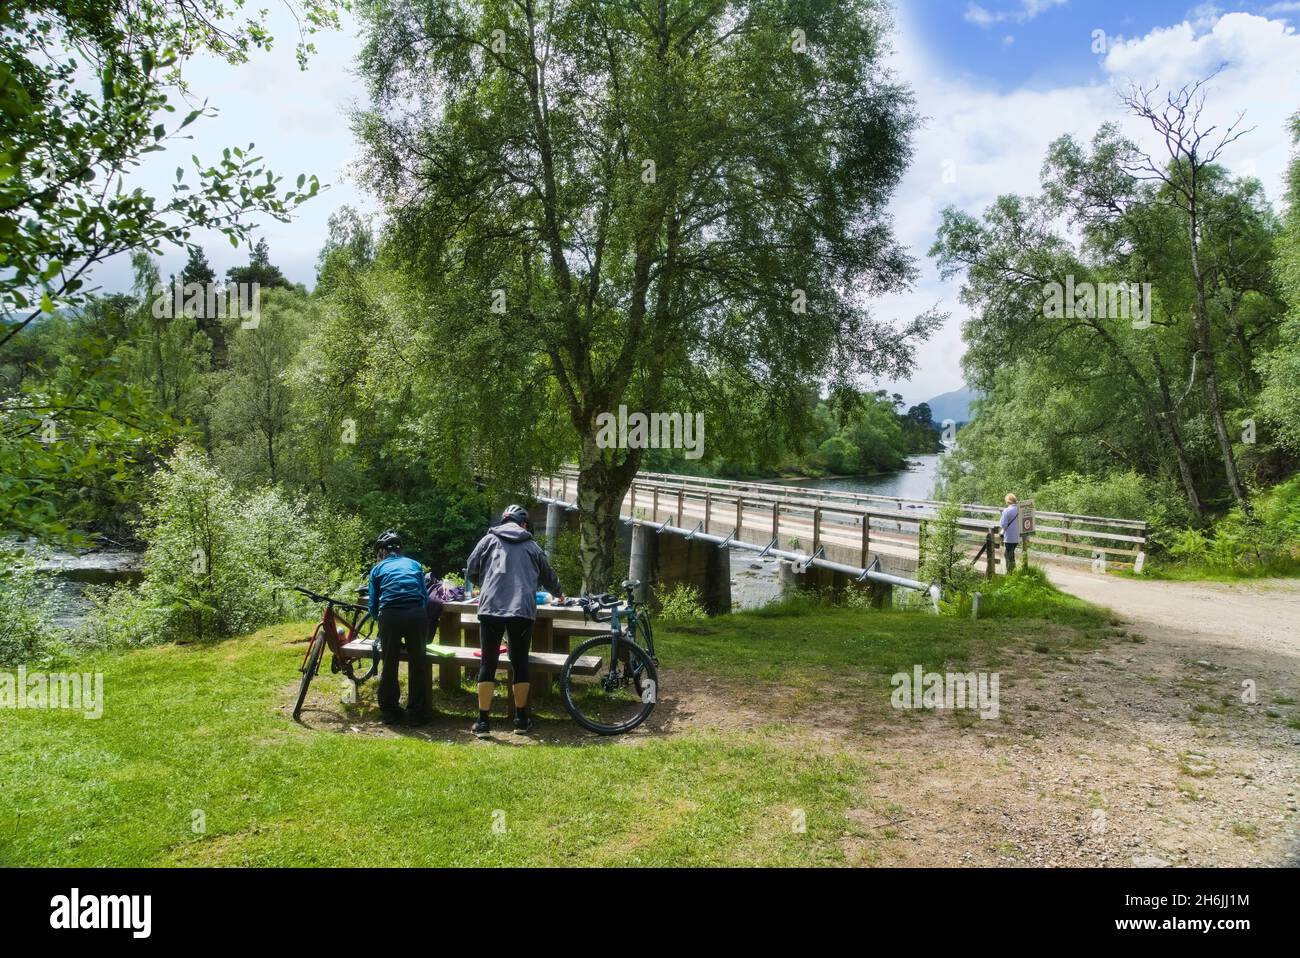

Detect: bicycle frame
[296,588,377,683]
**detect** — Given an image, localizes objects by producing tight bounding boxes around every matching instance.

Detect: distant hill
[923,386,978,425]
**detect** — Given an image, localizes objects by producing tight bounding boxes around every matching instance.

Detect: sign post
[1019,499,1035,566]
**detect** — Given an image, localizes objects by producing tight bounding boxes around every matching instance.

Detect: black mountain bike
[560,579,659,735]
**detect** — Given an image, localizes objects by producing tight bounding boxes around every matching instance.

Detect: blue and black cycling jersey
[368,555,429,618]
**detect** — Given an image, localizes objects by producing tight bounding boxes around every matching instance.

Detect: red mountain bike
[292,586,379,720]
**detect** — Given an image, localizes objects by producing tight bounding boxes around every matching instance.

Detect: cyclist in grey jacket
[465,505,564,737]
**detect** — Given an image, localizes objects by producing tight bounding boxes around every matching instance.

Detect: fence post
[677,490,684,526]
[812,507,821,555]
[629,483,637,517]
[736,497,744,541]
[704,492,712,534]
[861,513,870,568]
[772,502,780,541]
[652,488,659,524]
[985,530,995,578]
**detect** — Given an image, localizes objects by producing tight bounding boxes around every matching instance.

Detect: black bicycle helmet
[375,530,402,551]
[500,504,529,526]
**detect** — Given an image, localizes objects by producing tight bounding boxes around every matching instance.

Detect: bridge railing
[542,468,1148,570]
[539,472,1002,575]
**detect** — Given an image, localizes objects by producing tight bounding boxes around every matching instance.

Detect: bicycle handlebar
[293,586,369,615]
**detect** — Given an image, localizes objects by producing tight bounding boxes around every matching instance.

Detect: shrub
[1160,477,1300,576]
[655,582,708,621]
[918,499,981,606]
[0,558,64,666]
[82,446,354,646]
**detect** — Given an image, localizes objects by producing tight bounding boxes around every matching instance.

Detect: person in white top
[999,493,1021,573]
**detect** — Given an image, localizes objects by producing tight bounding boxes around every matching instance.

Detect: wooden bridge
[536,467,1148,576]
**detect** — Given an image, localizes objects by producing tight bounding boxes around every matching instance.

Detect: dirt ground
[686,569,1300,867]
[290,570,1300,866]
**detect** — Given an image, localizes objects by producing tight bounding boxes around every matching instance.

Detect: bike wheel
[561,634,658,735]
[292,627,327,720]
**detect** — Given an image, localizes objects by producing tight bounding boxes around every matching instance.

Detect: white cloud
[965,0,1068,28]
[873,8,1300,405]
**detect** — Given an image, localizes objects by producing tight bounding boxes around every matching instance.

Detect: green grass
[0,586,1109,867]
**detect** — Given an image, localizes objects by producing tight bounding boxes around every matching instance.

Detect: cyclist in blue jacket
[368,531,431,725]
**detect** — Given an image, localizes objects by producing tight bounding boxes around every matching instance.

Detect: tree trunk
[1152,362,1203,523]
[575,435,640,593]
[1188,212,1250,510]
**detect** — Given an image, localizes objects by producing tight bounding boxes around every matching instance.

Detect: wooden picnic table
[434,599,619,695]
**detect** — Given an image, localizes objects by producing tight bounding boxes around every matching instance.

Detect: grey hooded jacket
[465,523,563,620]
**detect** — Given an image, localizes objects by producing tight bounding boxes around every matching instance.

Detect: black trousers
[377,602,430,714]
[477,614,533,684]
[1004,541,1018,573]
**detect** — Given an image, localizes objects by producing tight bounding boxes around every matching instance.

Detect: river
[765,452,944,500]
[28,548,143,631]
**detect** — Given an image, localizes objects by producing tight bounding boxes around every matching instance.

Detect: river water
[765,452,944,500]
[28,548,143,631]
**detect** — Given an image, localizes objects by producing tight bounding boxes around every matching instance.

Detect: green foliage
[209,288,314,485]
[92,446,353,645]
[355,487,492,584]
[0,557,63,666]
[0,326,186,545]
[546,529,625,596]
[918,499,981,603]
[931,104,1291,528]
[1159,475,1300,576]
[1259,116,1300,457]
[977,566,1106,626]
[654,582,708,622]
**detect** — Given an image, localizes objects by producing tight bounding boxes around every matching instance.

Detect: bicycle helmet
[375,530,402,552]
[500,504,529,526]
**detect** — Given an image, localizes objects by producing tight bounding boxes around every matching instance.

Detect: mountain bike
[291,586,379,720]
[559,579,659,735]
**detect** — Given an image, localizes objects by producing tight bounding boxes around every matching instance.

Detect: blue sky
[103,0,1300,405]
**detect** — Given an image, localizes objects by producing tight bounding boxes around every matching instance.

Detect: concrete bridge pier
[537,501,577,553]
[629,524,652,604]
[630,525,731,615]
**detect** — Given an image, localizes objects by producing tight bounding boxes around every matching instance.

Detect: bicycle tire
[560,633,658,735]
[292,628,327,720]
